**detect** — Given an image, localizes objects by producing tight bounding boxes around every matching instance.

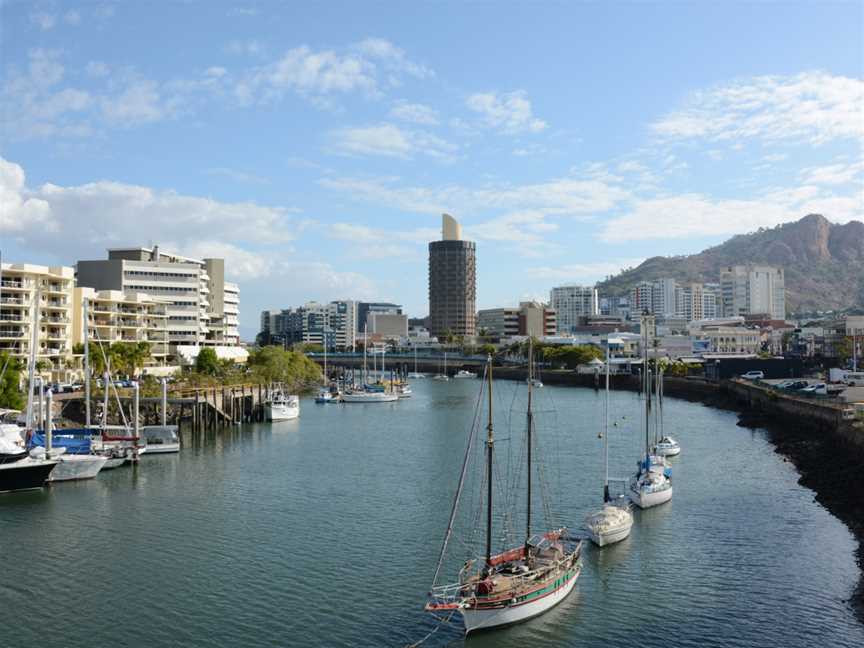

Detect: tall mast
[84,297,91,428]
[643,314,651,460]
[24,289,40,432]
[604,341,610,503]
[526,339,533,546]
[485,355,494,569]
[363,324,368,385]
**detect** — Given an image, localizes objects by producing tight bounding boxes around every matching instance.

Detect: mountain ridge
[596,214,864,314]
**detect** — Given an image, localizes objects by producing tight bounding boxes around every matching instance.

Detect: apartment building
[428,214,477,339]
[76,246,241,350]
[263,301,357,350]
[72,287,172,366]
[721,265,785,320]
[0,263,74,375]
[550,285,598,334]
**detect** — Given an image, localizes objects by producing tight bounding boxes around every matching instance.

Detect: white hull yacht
[266,394,300,421]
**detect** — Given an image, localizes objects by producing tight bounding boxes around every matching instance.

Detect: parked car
[784,381,810,390]
[800,383,827,395]
[741,371,765,380]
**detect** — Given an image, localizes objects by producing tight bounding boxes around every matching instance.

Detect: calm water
[2,379,862,648]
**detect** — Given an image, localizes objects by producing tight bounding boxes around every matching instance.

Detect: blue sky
[2,1,862,339]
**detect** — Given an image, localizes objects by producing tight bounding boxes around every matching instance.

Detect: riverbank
[492,366,864,624]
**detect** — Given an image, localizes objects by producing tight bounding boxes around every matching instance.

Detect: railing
[0,314,24,322]
[42,316,69,323]
[0,330,25,338]
[0,297,27,305]
[0,279,30,289]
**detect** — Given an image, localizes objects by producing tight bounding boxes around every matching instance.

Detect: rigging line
[92,327,131,430]
[430,363,487,589]
[404,609,456,648]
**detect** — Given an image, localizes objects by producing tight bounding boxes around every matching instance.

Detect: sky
[1,1,863,340]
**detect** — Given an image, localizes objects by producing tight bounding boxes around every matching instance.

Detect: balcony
[0,329,25,339]
[0,279,31,290]
[42,316,69,324]
[44,300,69,309]
[0,313,25,323]
[0,296,28,306]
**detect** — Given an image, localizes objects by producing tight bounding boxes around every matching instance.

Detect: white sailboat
[407,344,425,379]
[629,315,672,509]
[585,344,633,547]
[432,352,449,381]
[426,352,583,633]
[342,326,398,402]
[653,368,681,456]
[454,369,477,379]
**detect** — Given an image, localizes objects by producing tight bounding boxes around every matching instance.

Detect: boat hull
[0,459,57,493]
[144,443,180,454]
[655,445,681,457]
[341,393,398,403]
[461,565,581,633]
[266,404,300,420]
[628,484,673,509]
[587,520,632,547]
[49,454,108,481]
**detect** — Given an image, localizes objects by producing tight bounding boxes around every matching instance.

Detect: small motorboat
[453,370,477,379]
[265,393,300,421]
[654,436,681,457]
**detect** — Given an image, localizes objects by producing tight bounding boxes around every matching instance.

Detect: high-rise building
[263,301,357,350]
[357,302,402,333]
[721,265,785,320]
[630,281,654,315]
[702,283,721,319]
[550,285,598,334]
[652,278,678,317]
[367,312,408,339]
[428,213,476,339]
[675,283,704,322]
[76,246,241,350]
[0,263,74,374]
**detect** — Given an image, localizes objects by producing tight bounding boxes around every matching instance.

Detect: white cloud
[320,173,629,216]
[600,186,863,242]
[465,211,558,244]
[799,159,864,186]
[526,258,647,281]
[85,61,110,78]
[204,167,271,185]
[328,123,456,159]
[227,39,264,56]
[354,38,433,79]
[64,10,81,25]
[100,80,180,125]
[466,90,547,133]
[652,71,864,145]
[30,11,57,30]
[0,157,299,257]
[236,45,377,104]
[389,101,439,125]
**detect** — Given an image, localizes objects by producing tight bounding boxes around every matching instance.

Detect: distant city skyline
[1,2,862,339]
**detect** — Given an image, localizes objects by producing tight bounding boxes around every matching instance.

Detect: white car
[800,383,827,394]
[741,371,765,380]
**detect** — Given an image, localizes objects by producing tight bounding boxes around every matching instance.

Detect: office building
[428,214,476,339]
[357,302,402,332]
[721,265,785,320]
[550,285,598,334]
[262,301,357,350]
[367,312,408,339]
[478,301,556,339]
[0,263,74,375]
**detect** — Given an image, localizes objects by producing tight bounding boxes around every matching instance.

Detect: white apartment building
[76,246,241,350]
[676,283,704,322]
[0,263,74,376]
[550,285,598,334]
[721,265,785,320]
[652,278,678,317]
[72,287,172,366]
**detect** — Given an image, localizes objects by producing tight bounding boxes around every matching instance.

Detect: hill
[596,214,864,314]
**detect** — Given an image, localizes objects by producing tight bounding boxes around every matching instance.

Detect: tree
[837,336,853,365]
[196,347,220,375]
[247,345,321,389]
[0,352,25,410]
[478,343,497,357]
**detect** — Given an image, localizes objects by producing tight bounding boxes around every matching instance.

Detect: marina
[1,378,861,647]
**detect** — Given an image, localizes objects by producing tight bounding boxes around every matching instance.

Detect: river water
[1,379,862,648]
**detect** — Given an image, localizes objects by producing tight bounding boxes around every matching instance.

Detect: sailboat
[342,326,397,402]
[408,344,426,379]
[585,344,633,547]
[425,352,583,633]
[432,351,449,381]
[628,315,672,509]
[653,367,681,457]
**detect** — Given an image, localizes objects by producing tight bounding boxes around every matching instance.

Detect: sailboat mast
[84,297,91,428]
[485,355,494,569]
[363,324,368,384]
[643,315,651,459]
[526,339,533,545]
[604,342,610,503]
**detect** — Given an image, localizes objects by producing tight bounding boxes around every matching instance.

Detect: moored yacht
[586,344,633,546]
[265,392,300,421]
[655,436,681,457]
[454,369,477,379]
[0,436,57,493]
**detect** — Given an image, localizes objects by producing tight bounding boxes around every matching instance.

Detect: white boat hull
[49,454,108,481]
[144,443,180,454]
[586,507,634,547]
[341,392,398,403]
[628,484,673,509]
[655,445,681,457]
[460,565,581,632]
[266,404,300,420]
[587,520,632,547]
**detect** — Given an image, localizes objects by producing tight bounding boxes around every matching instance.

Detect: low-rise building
[72,287,172,367]
[478,301,556,339]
